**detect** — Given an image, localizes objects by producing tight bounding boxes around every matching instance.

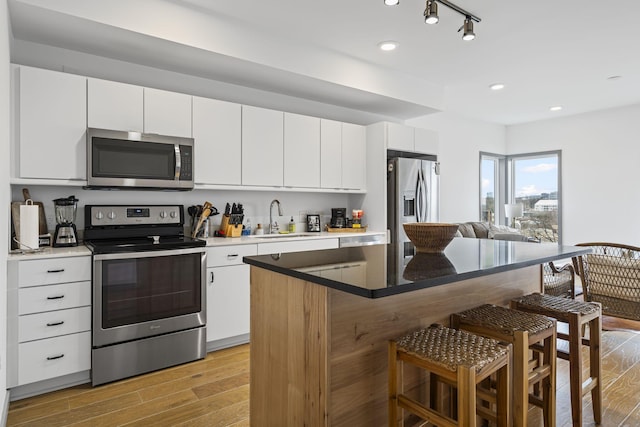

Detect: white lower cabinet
[257,238,339,255]
[8,256,92,388]
[207,264,251,342]
[206,244,257,345]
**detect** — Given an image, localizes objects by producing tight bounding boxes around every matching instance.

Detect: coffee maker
[330,208,347,228]
[53,196,79,247]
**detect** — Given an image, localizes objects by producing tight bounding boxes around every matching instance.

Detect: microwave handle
[174,145,181,180]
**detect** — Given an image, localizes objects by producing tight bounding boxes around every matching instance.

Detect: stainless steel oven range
[84,204,207,386]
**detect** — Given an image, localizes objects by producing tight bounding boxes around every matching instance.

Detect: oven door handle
[93,246,206,261]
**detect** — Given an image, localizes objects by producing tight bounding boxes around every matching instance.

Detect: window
[480,151,562,243]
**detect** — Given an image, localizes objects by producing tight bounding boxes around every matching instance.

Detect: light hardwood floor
[7,325,640,426]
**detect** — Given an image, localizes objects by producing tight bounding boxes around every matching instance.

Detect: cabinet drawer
[207,244,257,267]
[19,281,91,315]
[18,332,91,386]
[19,306,91,343]
[18,257,91,287]
[257,238,338,255]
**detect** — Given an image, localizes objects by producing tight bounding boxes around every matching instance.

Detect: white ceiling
[8,0,640,125]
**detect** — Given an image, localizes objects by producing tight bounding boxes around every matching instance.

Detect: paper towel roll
[20,200,39,250]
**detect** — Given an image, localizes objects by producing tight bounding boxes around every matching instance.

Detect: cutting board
[13,188,49,236]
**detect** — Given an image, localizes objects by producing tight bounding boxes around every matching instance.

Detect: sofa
[454,221,538,242]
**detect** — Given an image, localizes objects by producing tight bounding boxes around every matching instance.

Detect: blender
[53,195,79,247]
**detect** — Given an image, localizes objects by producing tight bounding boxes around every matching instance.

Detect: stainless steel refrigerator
[387,152,440,279]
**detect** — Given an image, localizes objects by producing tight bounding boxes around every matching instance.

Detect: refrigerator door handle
[422,169,429,222]
[416,168,425,222]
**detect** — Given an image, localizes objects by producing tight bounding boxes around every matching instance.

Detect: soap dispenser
[289,216,296,233]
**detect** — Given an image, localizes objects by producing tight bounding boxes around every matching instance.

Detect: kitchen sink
[248,233,313,239]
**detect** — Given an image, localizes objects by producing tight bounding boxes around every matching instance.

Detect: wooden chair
[511,293,602,427]
[572,242,640,320]
[451,304,556,427]
[389,324,512,427]
[543,261,575,298]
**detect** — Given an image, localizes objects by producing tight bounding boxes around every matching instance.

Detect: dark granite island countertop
[245,239,590,426]
[243,238,590,298]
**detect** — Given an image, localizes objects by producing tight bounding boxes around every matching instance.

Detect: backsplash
[12,186,355,238]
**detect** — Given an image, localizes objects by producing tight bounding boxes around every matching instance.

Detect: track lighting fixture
[461,17,475,41]
[424,0,439,24]
[389,0,481,40]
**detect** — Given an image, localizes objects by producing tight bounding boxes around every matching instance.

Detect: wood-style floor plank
[8,329,640,426]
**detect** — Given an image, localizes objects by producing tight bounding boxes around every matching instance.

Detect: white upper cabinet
[192,97,241,185]
[386,122,439,155]
[341,122,366,190]
[414,127,439,155]
[14,66,87,180]
[87,78,143,132]
[241,105,284,187]
[320,119,342,189]
[386,122,414,152]
[143,88,192,137]
[284,113,320,188]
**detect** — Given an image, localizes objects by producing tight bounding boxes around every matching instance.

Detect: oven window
[101,252,202,328]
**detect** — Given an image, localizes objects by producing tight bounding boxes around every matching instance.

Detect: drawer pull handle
[226,254,239,259]
[46,269,65,273]
[46,321,65,327]
[210,271,215,283]
[46,295,65,300]
[46,354,65,360]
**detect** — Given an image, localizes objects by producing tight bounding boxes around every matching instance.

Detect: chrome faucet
[269,199,284,234]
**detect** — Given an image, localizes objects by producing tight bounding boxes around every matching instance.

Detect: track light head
[462,17,475,41]
[384,0,399,5]
[424,0,439,24]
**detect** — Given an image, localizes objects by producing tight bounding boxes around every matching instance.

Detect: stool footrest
[398,394,457,427]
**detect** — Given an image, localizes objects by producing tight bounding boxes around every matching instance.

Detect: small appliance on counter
[330,208,347,228]
[53,195,79,247]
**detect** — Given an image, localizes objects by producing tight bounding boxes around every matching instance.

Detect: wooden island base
[250,265,541,426]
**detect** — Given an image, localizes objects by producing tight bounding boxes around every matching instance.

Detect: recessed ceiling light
[378,41,399,51]
[384,0,400,5]
[550,106,563,112]
[489,83,505,91]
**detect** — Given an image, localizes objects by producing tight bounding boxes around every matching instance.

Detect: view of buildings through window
[481,152,561,243]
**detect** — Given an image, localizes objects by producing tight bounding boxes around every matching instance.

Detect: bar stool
[451,304,557,427]
[389,324,512,427]
[510,293,602,427]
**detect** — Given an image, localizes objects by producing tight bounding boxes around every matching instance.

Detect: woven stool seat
[396,325,509,372]
[513,292,600,316]
[389,324,511,427]
[454,303,554,336]
[452,304,557,427]
[511,292,602,426]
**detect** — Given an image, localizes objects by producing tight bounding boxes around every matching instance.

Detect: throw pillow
[488,223,520,239]
[470,222,491,239]
[492,233,530,242]
[456,223,476,238]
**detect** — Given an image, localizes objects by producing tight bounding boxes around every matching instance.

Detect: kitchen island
[243,238,589,426]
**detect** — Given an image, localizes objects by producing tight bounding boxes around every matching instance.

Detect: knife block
[219,215,243,237]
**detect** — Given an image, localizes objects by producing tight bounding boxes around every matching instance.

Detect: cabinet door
[87,78,143,132]
[193,97,241,185]
[17,66,87,180]
[241,105,284,186]
[414,127,439,155]
[320,119,342,189]
[341,123,366,190]
[284,113,320,188]
[144,88,192,137]
[386,122,414,151]
[206,265,250,342]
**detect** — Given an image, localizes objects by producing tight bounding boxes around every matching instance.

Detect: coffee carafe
[53,195,79,247]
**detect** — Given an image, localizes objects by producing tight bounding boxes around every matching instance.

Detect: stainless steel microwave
[86,128,194,190]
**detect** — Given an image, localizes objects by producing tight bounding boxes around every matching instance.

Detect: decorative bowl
[403,222,458,253]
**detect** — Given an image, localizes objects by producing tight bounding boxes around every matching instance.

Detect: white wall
[1,0,10,419]
[507,104,640,246]
[407,112,507,223]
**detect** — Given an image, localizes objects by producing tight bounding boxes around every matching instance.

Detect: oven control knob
[107,211,117,220]
[160,211,168,219]
[170,211,177,219]
[95,211,104,220]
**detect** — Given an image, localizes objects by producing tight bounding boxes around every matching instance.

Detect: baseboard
[9,371,90,401]
[206,334,249,352]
